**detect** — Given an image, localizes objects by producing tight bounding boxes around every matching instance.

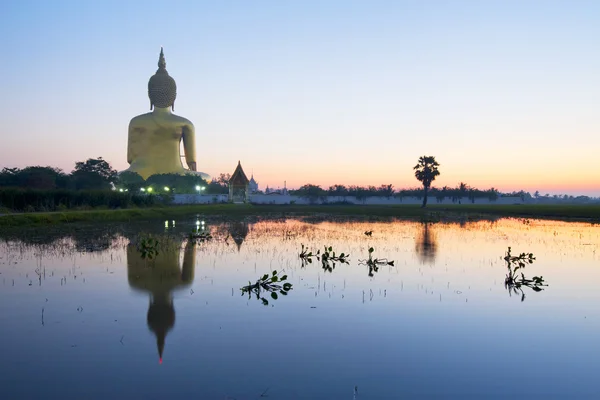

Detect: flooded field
[1,217,599,399]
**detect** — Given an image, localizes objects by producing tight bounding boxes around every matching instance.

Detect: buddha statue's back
[123,48,209,181]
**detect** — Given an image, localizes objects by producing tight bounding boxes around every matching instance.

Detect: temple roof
[229,161,250,186]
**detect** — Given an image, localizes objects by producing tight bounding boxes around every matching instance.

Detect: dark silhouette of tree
[377,184,394,198]
[413,156,440,207]
[116,171,145,192]
[145,174,208,193]
[293,184,326,204]
[328,184,349,197]
[70,157,118,190]
[0,166,69,189]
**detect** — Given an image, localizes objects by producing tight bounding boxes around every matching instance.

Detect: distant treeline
[0,160,228,195]
[290,183,511,202]
[286,184,598,204]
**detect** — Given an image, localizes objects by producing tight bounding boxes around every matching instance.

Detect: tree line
[0,158,230,195]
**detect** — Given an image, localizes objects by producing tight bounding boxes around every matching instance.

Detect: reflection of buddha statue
[415,223,438,264]
[123,48,209,180]
[127,238,196,363]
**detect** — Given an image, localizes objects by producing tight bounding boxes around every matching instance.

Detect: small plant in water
[299,243,319,263]
[137,235,160,260]
[503,246,547,301]
[298,244,350,272]
[364,230,373,237]
[320,245,350,272]
[241,270,293,306]
[189,230,213,243]
[359,247,395,277]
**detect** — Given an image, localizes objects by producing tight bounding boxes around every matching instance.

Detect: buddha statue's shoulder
[169,113,194,127]
[129,112,154,125]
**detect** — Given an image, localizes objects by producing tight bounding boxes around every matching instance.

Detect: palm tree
[413,156,440,207]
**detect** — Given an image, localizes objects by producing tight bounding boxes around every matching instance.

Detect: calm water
[1,217,599,399]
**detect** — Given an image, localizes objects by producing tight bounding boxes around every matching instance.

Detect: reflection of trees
[415,223,438,264]
[127,238,196,363]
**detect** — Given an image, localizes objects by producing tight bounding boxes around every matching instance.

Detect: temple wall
[172,194,228,204]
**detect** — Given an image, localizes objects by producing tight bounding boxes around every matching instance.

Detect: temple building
[249,174,259,194]
[228,161,250,203]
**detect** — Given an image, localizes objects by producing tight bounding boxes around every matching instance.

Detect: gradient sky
[1,0,598,195]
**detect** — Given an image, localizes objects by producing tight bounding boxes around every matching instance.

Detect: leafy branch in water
[241,270,293,306]
[359,247,395,277]
[137,235,160,260]
[298,244,350,272]
[503,247,547,301]
[189,230,213,243]
[299,243,319,263]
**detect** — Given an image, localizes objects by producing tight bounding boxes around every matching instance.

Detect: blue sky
[1,0,599,195]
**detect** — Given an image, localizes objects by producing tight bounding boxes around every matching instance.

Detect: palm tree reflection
[415,223,438,264]
[127,237,195,363]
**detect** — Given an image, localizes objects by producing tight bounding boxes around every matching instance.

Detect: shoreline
[1,204,600,227]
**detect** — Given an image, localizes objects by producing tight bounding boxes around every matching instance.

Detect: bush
[0,189,159,212]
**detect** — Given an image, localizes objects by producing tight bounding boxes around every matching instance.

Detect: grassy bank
[1,204,600,227]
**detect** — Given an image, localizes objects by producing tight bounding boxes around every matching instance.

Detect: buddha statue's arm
[126,122,136,164]
[182,122,197,171]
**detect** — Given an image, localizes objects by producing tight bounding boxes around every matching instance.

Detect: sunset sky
[1,0,598,196]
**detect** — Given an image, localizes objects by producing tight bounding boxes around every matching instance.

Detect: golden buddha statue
[123,48,209,180]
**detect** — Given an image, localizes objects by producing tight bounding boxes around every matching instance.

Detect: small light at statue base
[164,187,170,192]
[195,185,201,191]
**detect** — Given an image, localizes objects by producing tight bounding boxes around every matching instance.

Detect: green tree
[70,157,118,190]
[146,173,209,194]
[413,156,440,208]
[294,184,326,204]
[0,166,69,189]
[116,171,145,192]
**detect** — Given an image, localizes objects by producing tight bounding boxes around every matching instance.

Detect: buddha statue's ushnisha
[123,48,209,180]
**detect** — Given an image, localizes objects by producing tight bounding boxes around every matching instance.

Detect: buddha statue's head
[148,47,177,111]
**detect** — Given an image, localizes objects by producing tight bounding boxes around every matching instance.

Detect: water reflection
[228,221,249,251]
[415,223,438,264]
[127,237,196,363]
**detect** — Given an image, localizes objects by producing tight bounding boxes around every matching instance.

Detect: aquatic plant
[364,230,373,237]
[503,247,547,301]
[299,243,318,262]
[189,230,213,243]
[299,244,349,271]
[241,270,293,306]
[137,235,160,260]
[321,245,349,264]
[359,247,394,277]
